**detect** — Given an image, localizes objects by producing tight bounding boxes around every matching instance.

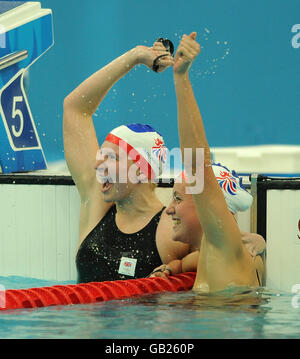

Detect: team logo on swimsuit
[152,138,167,163]
[216,170,237,196]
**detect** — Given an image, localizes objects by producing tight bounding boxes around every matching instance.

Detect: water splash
[190,28,231,80]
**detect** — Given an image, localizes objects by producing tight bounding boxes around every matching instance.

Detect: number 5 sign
[0,2,53,174]
[0,69,46,173]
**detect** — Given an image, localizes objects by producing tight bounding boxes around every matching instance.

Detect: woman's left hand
[148,264,172,279]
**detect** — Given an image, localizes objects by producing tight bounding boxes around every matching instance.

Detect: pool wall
[1,148,300,292]
[0,173,251,282]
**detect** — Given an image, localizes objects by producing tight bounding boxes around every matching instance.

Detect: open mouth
[101,180,114,193]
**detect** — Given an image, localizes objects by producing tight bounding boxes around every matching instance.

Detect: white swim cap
[105,124,167,180]
[178,163,253,214]
[212,163,253,214]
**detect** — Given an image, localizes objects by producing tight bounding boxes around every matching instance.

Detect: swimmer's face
[166,180,203,246]
[95,141,141,202]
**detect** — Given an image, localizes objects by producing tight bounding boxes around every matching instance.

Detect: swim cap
[178,163,253,214]
[105,124,167,180]
[212,163,253,214]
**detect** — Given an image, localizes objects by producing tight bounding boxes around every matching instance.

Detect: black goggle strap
[152,53,170,72]
[152,37,174,72]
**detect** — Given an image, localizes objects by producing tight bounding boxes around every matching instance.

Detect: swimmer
[165,32,264,291]
[149,164,265,281]
[63,40,190,282]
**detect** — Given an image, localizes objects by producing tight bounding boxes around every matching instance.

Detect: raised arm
[63,42,174,201]
[173,33,243,258]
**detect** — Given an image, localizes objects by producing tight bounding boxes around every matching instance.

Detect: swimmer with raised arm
[63,41,190,283]
[149,163,265,280]
[170,32,264,291]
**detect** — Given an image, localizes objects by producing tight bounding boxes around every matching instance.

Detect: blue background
[24,0,300,162]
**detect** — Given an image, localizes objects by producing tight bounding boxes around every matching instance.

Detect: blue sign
[0,3,53,173]
[0,69,39,150]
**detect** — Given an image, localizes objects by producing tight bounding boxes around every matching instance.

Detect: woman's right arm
[63,48,139,202]
[63,44,174,201]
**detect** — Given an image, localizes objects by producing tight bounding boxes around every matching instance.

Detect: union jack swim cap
[105,124,167,180]
[212,163,253,214]
[178,163,253,214]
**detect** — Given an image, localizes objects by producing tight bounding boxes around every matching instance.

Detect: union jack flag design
[216,170,238,196]
[152,138,167,163]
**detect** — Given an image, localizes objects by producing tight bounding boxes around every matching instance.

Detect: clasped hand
[136,32,200,74]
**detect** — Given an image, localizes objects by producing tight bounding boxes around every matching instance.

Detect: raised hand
[174,32,200,75]
[136,40,174,73]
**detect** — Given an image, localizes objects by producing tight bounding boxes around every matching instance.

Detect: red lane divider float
[1,272,196,311]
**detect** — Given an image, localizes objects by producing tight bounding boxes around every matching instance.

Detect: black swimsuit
[76,205,164,283]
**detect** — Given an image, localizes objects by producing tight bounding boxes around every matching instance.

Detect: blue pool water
[0,276,300,339]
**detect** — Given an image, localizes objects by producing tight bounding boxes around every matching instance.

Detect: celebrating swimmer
[63,40,191,282]
[167,32,264,291]
[149,163,265,280]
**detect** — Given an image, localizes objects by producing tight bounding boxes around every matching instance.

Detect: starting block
[0,1,53,173]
